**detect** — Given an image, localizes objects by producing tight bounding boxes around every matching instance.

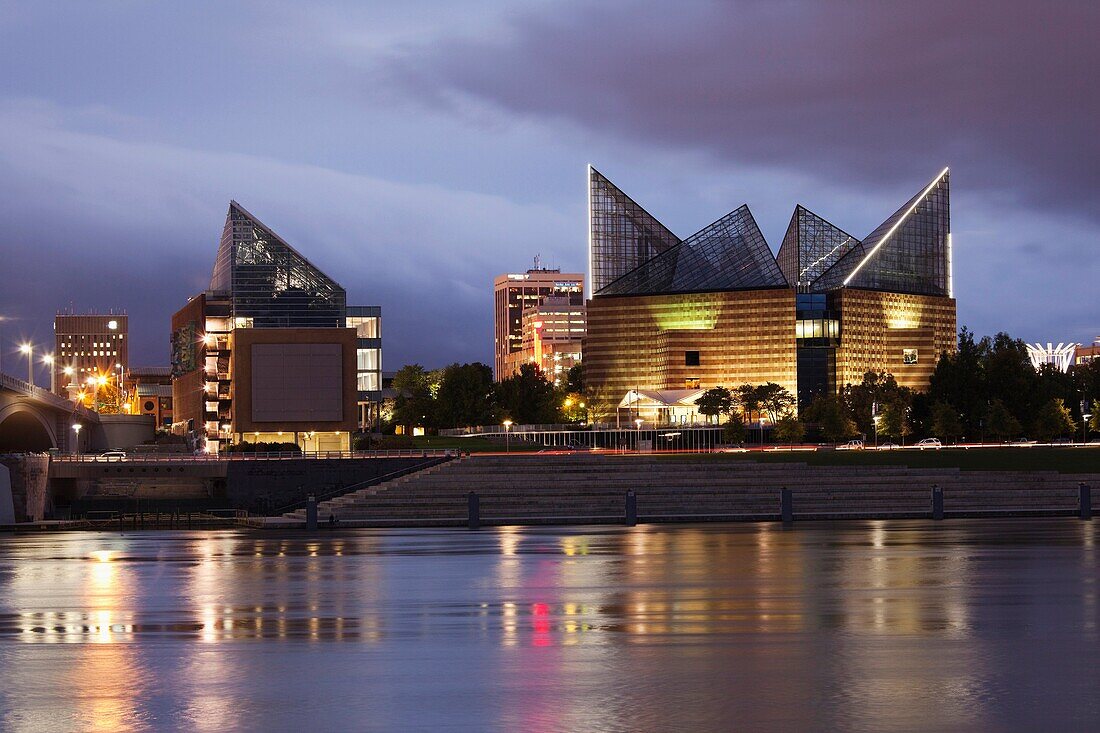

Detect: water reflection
[0,521,1096,732]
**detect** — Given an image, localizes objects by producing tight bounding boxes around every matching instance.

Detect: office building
[1075,339,1100,366]
[511,296,586,385]
[171,201,380,452]
[53,311,129,400]
[585,166,957,421]
[128,366,174,428]
[493,266,583,380]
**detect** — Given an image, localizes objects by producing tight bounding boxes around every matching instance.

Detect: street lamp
[873,414,881,448]
[635,417,643,452]
[18,342,32,385]
[42,354,55,394]
[1084,413,1092,445]
[71,423,82,455]
[502,420,513,452]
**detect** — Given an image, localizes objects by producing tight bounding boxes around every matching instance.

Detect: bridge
[0,371,99,453]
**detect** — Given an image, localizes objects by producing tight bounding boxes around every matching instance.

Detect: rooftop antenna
[533,254,542,271]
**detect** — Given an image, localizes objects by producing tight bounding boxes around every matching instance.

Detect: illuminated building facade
[171,202,380,451]
[53,312,129,400]
[493,267,583,380]
[1075,339,1100,366]
[585,166,957,416]
[511,297,586,385]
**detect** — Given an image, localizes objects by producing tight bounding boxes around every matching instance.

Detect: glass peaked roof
[597,205,788,296]
[813,169,950,296]
[588,166,681,294]
[209,201,347,328]
[776,205,862,292]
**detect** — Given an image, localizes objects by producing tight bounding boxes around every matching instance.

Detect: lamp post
[71,423,82,455]
[502,420,513,452]
[1084,413,1092,445]
[873,414,880,449]
[635,417,643,452]
[42,354,55,394]
[63,366,74,399]
[18,343,32,385]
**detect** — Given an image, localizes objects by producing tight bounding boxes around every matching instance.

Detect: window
[685,350,700,367]
[685,378,700,389]
[903,349,918,365]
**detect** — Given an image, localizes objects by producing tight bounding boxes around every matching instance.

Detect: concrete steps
[279,455,1098,526]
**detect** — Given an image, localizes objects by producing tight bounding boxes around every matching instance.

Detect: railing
[51,449,460,463]
[440,420,726,436]
[0,371,98,421]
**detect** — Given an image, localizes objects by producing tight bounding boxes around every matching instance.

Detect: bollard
[780,488,793,524]
[932,485,944,520]
[1080,483,1092,521]
[625,491,637,527]
[305,494,318,531]
[467,491,480,530]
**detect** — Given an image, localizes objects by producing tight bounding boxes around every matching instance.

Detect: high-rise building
[584,166,956,421]
[53,311,129,400]
[512,296,586,385]
[493,267,583,380]
[171,202,381,452]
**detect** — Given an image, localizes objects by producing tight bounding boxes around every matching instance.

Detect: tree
[773,416,806,446]
[584,385,619,424]
[1032,398,1076,442]
[495,363,561,425]
[930,401,964,443]
[561,392,587,423]
[435,362,495,428]
[805,394,856,444]
[695,387,733,423]
[841,371,911,436]
[565,363,585,395]
[391,364,437,432]
[877,399,911,443]
[1091,399,1100,434]
[985,398,1022,441]
[756,382,796,423]
[723,418,747,445]
[736,384,761,423]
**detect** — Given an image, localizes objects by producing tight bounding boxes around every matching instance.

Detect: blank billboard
[251,343,344,422]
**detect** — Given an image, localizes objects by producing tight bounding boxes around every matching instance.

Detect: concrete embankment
[273,454,1099,528]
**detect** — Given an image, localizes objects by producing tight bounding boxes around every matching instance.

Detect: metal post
[625,490,637,526]
[305,494,318,530]
[1080,483,1092,521]
[780,487,793,523]
[932,485,944,520]
[467,491,480,530]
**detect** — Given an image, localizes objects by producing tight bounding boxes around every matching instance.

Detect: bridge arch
[0,403,58,452]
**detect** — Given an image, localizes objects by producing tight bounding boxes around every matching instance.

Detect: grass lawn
[666,447,1100,473]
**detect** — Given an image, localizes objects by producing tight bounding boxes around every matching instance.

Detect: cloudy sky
[1,0,1097,378]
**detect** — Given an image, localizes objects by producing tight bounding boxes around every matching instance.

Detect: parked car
[96,450,128,461]
[916,438,942,450]
[878,442,900,450]
[837,440,864,451]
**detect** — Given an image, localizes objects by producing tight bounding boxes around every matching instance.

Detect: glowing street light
[41,354,56,393]
[18,342,32,385]
[71,423,82,454]
[502,419,513,453]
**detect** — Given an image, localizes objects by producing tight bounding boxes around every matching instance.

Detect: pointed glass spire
[209,201,346,327]
[589,166,681,294]
[776,205,861,292]
[814,169,950,296]
[597,205,788,296]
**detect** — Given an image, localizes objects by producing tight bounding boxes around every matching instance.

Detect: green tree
[930,401,964,443]
[723,418,747,445]
[565,363,585,394]
[985,398,1022,441]
[1091,399,1100,434]
[756,382,796,423]
[695,387,733,423]
[435,362,495,428]
[842,371,911,436]
[773,416,806,446]
[391,364,437,432]
[495,363,562,425]
[877,399,911,443]
[561,392,587,423]
[584,385,619,424]
[805,394,856,444]
[1032,398,1076,442]
[736,384,761,423]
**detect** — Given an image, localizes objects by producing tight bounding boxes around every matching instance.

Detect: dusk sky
[2,1,1097,377]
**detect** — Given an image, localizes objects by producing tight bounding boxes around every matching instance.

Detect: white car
[96,450,128,462]
[916,438,942,450]
[878,442,900,450]
[837,440,864,451]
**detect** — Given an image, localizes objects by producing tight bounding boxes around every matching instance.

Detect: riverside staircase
[279,454,1099,527]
